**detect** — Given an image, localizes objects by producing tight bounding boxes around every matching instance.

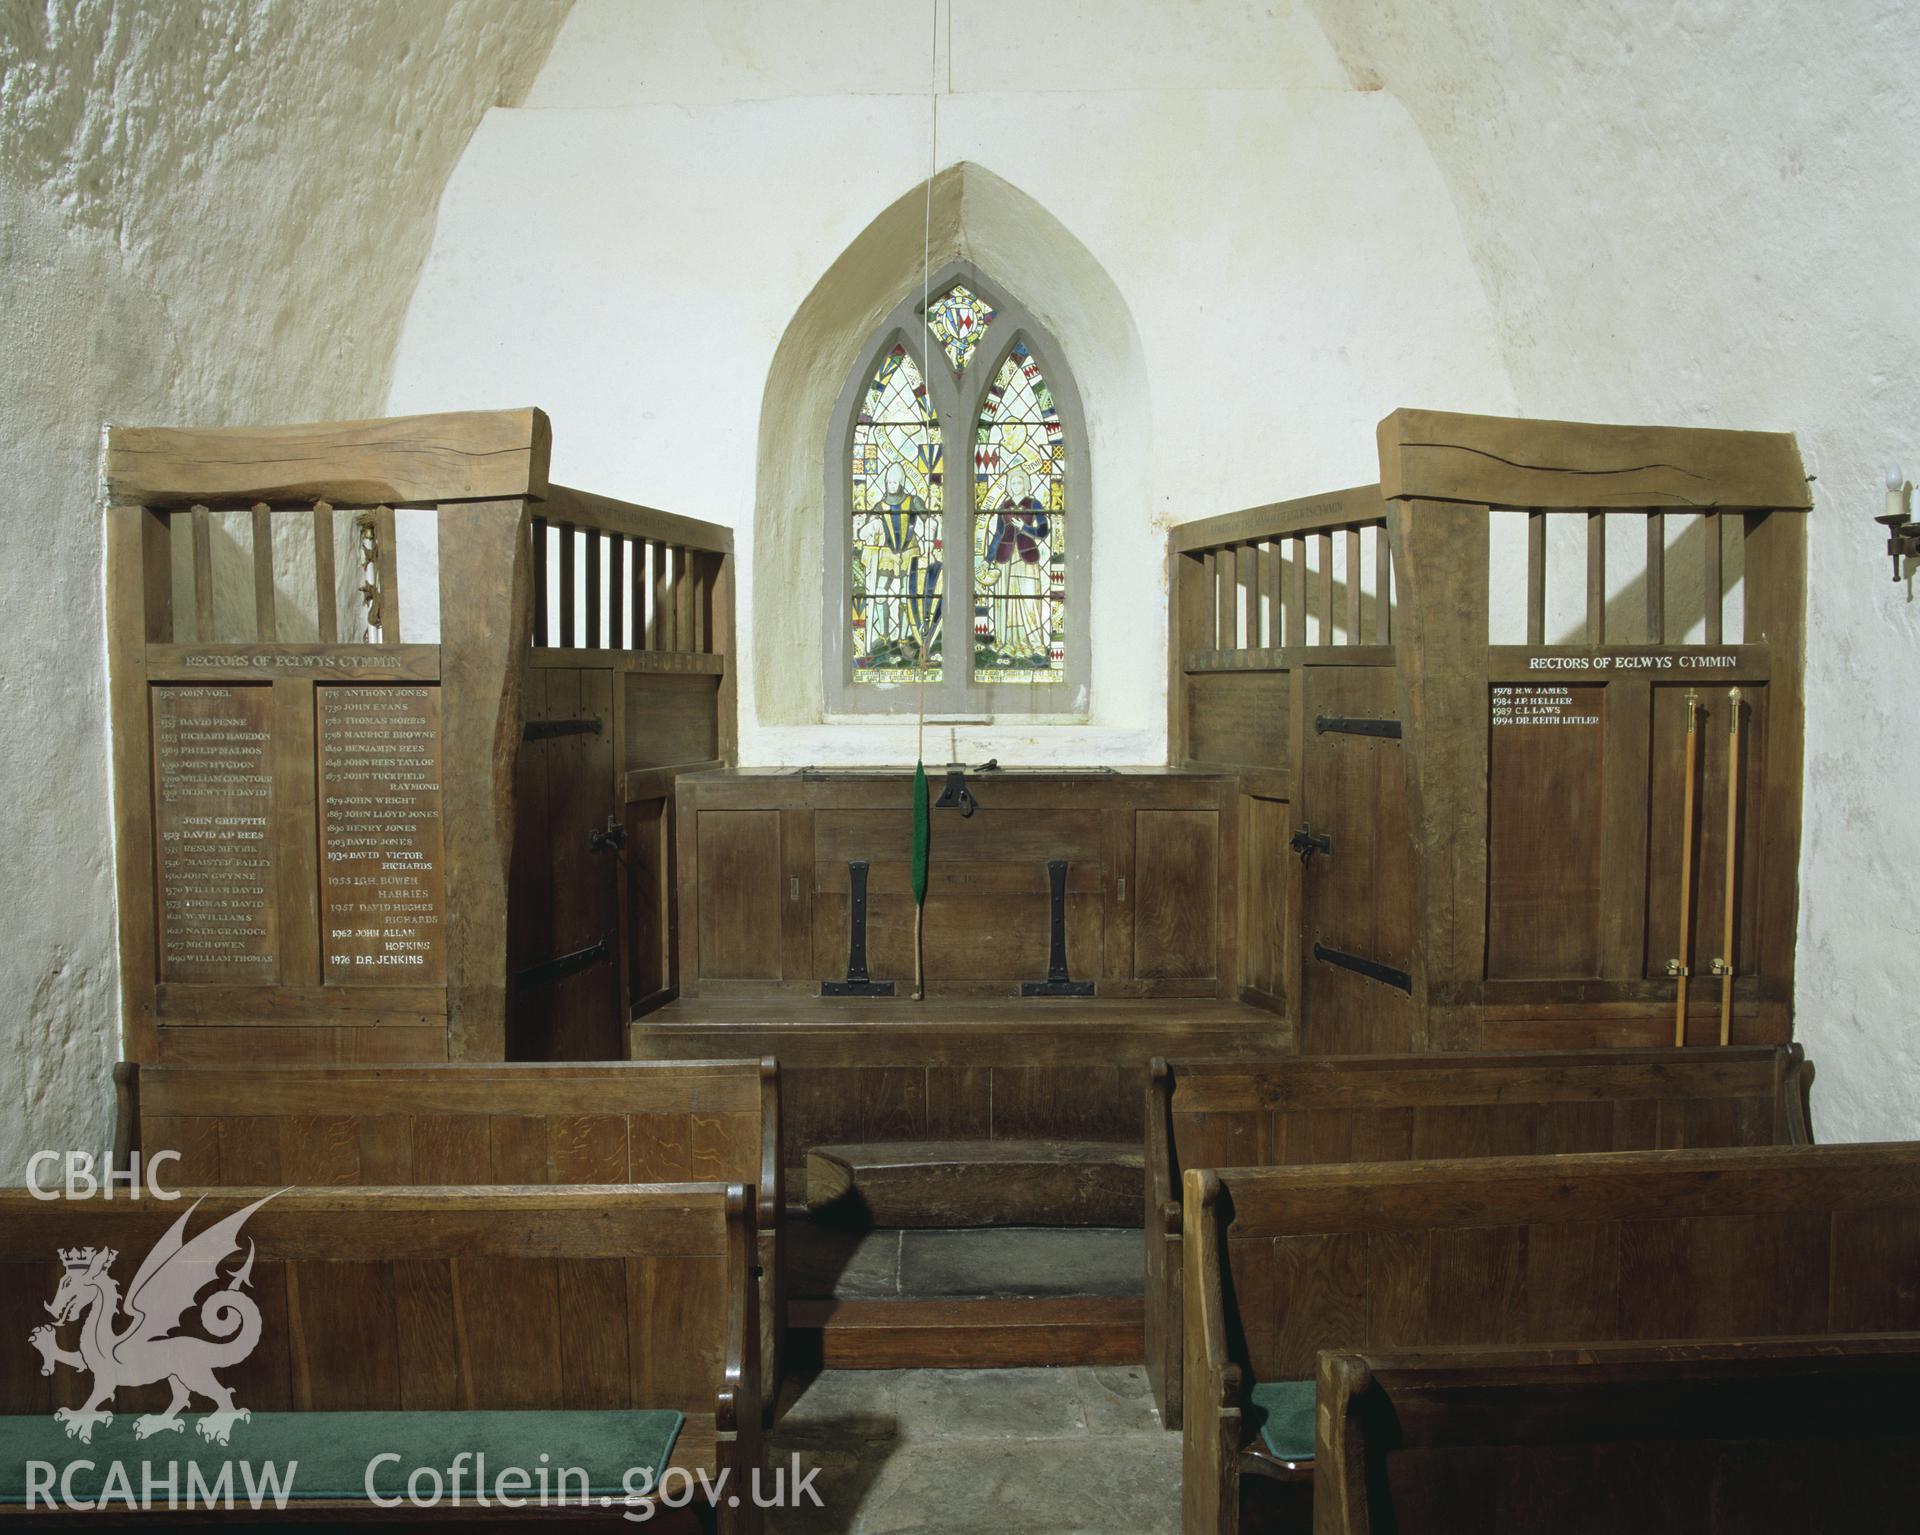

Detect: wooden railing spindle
[1526,510,1546,645]
[557,521,577,649]
[1215,547,1235,651]
[191,505,215,642]
[1287,535,1307,648]
[372,505,399,641]
[314,501,338,644]
[1373,524,1393,644]
[652,540,673,651]
[608,534,626,651]
[632,536,649,650]
[1645,511,1666,644]
[1344,526,1362,645]
[1704,512,1724,645]
[531,517,549,648]
[1585,509,1606,646]
[585,527,604,650]
[1316,531,1333,647]
[250,503,276,641]
[1259,539,1280,647]
[1244,541,1259,653]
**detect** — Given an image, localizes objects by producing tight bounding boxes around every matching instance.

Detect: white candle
[1889,464,1908,523]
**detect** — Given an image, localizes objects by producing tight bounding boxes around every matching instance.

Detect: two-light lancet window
[826,264,1087,716]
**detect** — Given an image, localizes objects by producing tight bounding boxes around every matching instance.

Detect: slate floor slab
[767,1366,1177,1535]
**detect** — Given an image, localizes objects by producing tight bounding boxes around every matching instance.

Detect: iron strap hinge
[1312,942,1413,994]
[513,938,610,993]
[1314,714,1402,739]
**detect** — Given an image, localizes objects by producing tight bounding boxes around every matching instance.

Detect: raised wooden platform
[630,997,1289,1181]
[788,1297,1145,1370]
[807,1138,1144,1226]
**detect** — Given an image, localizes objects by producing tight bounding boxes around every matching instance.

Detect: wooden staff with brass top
[1717,687,1743,1046]
[1671,690,1701,1047]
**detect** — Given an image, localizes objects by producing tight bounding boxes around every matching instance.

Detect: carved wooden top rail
[105,407,553,508]
[1376,408,1813,512]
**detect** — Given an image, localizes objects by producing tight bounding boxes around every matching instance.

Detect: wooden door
[1297,666,1416,1053]
[507,666,623,1060]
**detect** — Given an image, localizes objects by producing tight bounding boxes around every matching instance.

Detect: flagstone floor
[767,1366,1181,1535]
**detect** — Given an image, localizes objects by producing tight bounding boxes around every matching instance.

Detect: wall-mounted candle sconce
[1877,465,1918,581]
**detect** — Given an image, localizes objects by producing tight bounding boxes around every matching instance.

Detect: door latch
[1289,823,1331,866]
[588,815,627,854]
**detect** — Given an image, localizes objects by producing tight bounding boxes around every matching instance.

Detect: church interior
[4,1,1920,1530]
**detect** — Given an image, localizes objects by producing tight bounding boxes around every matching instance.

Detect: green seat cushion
[1,1409,681,1509]
[1246,1379,1316,1462]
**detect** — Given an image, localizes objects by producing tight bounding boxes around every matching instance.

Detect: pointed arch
[754,162,1147,732]
[825,261,1088,714]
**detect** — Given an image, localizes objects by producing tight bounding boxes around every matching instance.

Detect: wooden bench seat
[1182,1141,1920,1534]
[1314,1335,1920,1535]
[117,1057,785,1413]
[0,1184,762,1531]
[1147,1044,1812,1427]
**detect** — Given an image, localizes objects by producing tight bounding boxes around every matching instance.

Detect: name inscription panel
[1492,684,1602,729]
[318,685,447,983]
[153,685,277,981]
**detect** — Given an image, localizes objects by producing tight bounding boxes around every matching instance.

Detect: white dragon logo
[28,1193,276,1446]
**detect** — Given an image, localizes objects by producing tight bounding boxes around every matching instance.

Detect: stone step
[805,1138,1144,1227]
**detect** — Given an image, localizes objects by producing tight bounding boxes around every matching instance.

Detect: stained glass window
[926,283,996,373]
[972,339,1066,684]
[851,342,944,682]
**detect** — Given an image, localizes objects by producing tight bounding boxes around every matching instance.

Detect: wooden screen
[1169,487,1411,1047]
[1166,409,1810,1054]
[511,487,736,1058]
[105,411,545,1066]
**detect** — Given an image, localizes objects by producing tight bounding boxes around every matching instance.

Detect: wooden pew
[0,1184,762,1529]
[1182,1142,1920,1535]
[1146,1045,1813,1427]
[1314,1335,1920,1535]
[117,1058,786,1416]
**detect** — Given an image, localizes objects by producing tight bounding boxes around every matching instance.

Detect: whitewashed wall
[386,0,1518,767]
[0,0,566,1175]
[1307,0,1920,1142]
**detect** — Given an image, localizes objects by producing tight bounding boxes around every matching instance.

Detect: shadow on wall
[751,162,1149,727]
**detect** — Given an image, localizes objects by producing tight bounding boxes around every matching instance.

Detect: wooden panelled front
[674,770,1236,1000]
[0,1185,749,1420]
[1206,1143,1920,1385]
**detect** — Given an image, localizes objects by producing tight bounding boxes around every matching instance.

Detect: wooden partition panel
[1376,409,1810,1052]
[1169,412,1810,1057]
[104,411,548,1066]
[1168,487,1394,1028]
